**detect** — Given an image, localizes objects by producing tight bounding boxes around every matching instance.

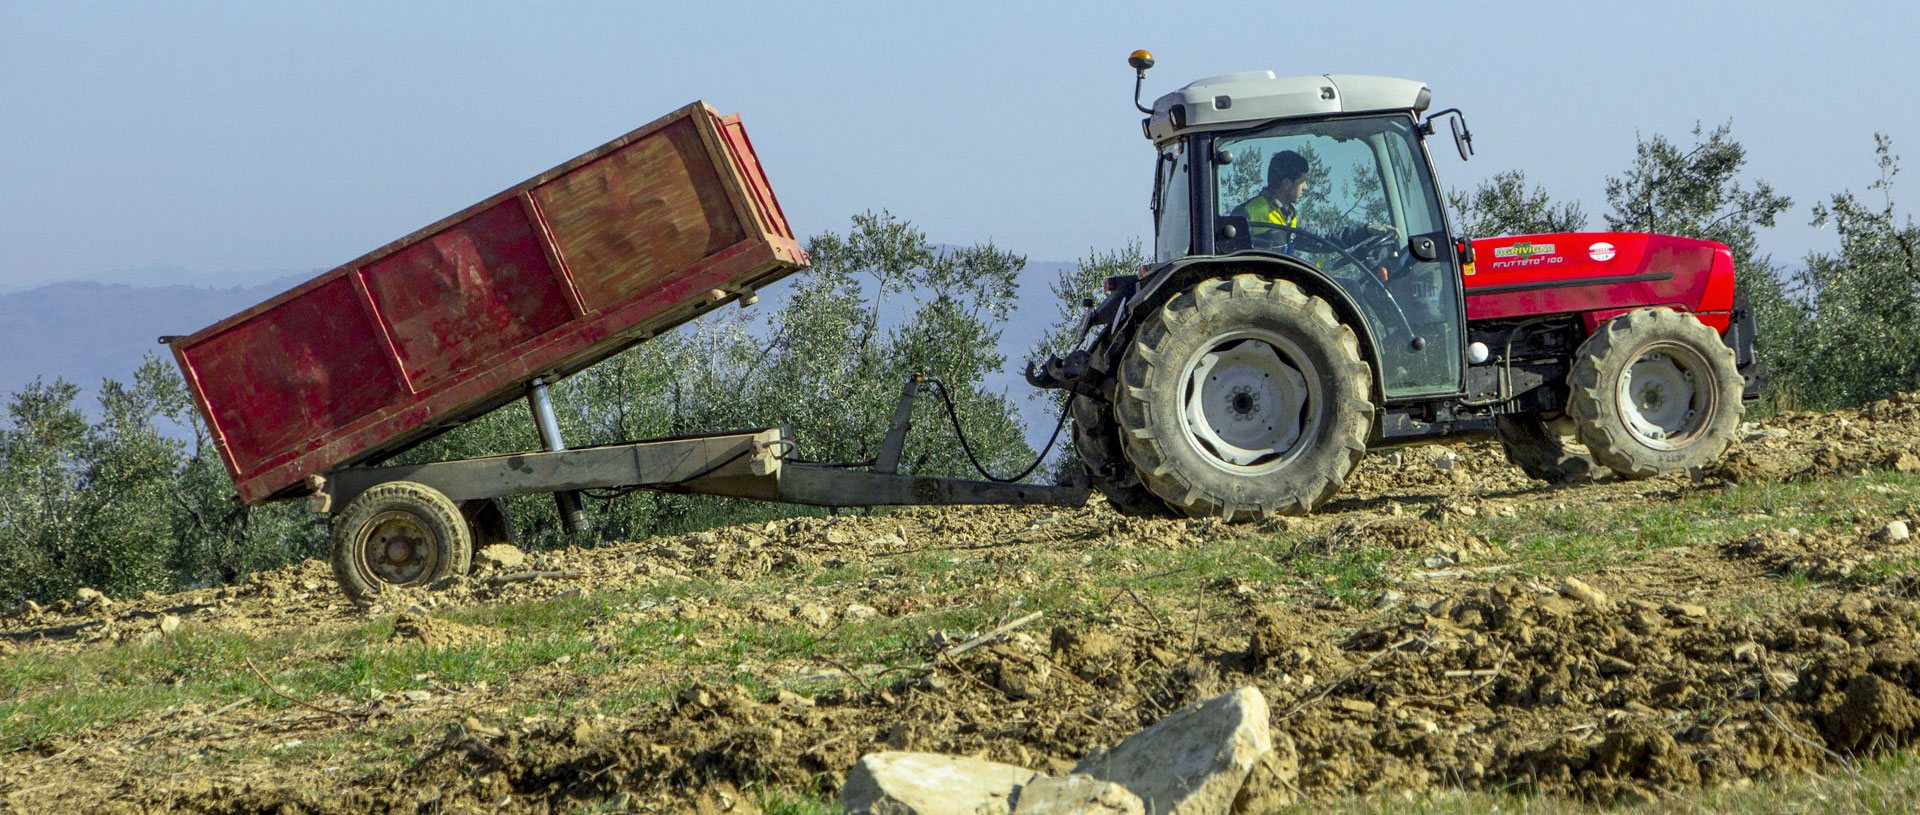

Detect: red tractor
[1029,53,1764,519]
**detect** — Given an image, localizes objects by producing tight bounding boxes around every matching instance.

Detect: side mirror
[1422,109,1475,162]
[1450,116,1475,162]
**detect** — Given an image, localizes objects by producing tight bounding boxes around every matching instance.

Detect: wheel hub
[360,511,438,586]
[1183,338,1308,467]
[1618,347,1705,449]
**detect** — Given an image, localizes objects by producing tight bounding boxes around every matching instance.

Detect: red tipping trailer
[170,103,1087,601]
[170,103,804,505]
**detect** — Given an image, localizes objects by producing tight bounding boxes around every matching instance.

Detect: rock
[1333,698,1377,714]
[1663,603,1709,621]
[475,543,526,571]
[845,604,880,622]
[1878,521,1911,543]
[1432,453,1456,472]
[158,614,181,635]
[1371,590,1405,609]
[825,528,855,545]
[1557,577,1611,611]
[1074,687,1272,815]
[1013,775,1142,815]
[796,602,833,629]
[75,587,111,611]
[1229,737,1299,812]
[842,751,1040,815]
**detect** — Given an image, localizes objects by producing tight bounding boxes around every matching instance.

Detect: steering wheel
[1241,221,1418,341]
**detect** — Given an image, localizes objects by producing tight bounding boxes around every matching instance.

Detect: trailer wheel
[1569,308,1744,479]
[1069,394,1177,518]
[1494,412,1596,484]
[330,481,473,602]
[1113,274,1373,520]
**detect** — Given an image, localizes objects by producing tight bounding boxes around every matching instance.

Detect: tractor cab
[1140,69,1471,401]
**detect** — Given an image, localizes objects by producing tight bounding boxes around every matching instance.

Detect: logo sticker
[1493,241,1557,259]
[1589,242,1616,262]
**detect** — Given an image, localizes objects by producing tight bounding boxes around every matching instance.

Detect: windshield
[1213,115,1460,398]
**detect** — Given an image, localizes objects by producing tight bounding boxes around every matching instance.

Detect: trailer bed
[169,102,805,504]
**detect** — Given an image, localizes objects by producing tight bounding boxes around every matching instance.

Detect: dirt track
[8,395,1920,812]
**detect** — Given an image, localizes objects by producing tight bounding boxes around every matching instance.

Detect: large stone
[843,752,1041,815]
[1013,774,1143,815]
[1073,687,1272,815]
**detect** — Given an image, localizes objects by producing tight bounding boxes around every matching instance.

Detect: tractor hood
[1462,232,1737,333]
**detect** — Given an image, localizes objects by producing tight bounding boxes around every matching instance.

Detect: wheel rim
[1615,342,1715,450]
[354,510,442,587]
[1179,331,1318,472]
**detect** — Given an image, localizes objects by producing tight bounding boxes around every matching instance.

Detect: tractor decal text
[1492,242,1557,259]
[1489,241,1564,270]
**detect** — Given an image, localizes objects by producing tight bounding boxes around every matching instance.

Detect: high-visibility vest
[1242,193,1299,231]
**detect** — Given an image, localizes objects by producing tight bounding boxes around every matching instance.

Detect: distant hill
[0,276,307,408]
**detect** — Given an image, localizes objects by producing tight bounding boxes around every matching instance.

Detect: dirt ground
[8,394,1920,813]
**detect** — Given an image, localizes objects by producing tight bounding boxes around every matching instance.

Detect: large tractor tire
[330,481,473,602]
[1494,412,1596,484]
[1069,394,1177,518]
[1568,308,1744,479]
[1112,274,1373,520]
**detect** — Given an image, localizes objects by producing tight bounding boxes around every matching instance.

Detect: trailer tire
[1070,394,1178,518]
[1569,308,1744,480]
[1113,274,1373,520]
[330,481,473,603]
[1494,412,1596,484]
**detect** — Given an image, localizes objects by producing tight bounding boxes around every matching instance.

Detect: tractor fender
[1111,254,1387,404]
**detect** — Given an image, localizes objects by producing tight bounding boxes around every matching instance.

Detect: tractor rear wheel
[1494,412,1596,484]
[1113,274,1372,520]
[1070,394,1177,518]
[330,481,473,603]
[1569,308,1743,479]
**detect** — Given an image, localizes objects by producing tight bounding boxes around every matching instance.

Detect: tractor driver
[1232,150,1394,257]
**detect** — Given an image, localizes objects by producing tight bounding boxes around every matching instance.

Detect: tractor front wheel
[1113,274,1373,520]
[330,481,473,603]
[1568,308,1744,479]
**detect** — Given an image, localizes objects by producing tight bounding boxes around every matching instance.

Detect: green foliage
[1781,136,1920,408]
[1446,170,1587,237]
[0,356,323,606]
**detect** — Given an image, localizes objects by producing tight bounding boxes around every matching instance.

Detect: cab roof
[1145,73,1431,143]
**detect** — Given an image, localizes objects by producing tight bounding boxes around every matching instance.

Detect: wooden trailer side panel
[173,103,805,505]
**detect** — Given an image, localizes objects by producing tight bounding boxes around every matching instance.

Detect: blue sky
[3,1,1916,289]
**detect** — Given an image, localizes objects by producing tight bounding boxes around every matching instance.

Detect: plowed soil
[9,394,1920,813]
